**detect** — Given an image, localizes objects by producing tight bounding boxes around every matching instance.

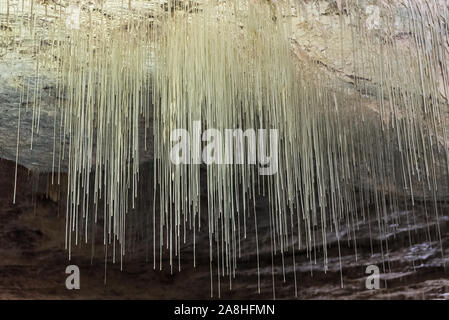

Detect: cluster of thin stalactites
[1,0,448,297]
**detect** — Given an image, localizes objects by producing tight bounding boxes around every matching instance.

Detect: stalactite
[1,0,448,297]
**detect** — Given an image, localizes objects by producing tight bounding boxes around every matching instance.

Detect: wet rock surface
[0,159,448,299]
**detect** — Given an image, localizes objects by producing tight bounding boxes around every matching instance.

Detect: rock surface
[0,159,448,299]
